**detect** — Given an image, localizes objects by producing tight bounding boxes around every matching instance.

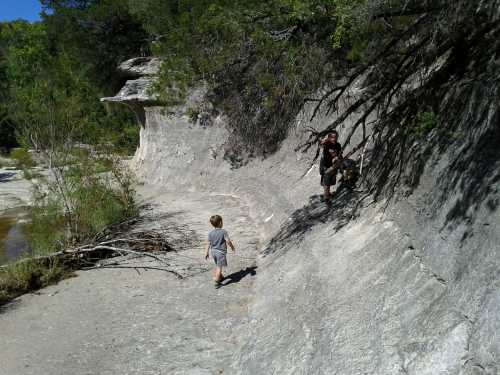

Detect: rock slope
[129,100,499,374]
[117,57,499,374]
[1,57,498,375]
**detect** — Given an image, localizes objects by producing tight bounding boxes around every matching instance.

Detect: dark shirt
[321,142,342,168]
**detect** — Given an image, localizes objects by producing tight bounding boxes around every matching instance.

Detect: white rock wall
[131,99,499,374]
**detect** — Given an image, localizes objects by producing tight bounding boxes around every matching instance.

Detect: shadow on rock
[222,266,257,287]
[372,86,500,239]
[0,172,16,183]
[137,204,201,252]
[262,185,368,258]
[439,119,500,230]
[0,298,21,314]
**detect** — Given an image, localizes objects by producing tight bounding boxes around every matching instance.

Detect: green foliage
[328,0,365,49]
[185,107,200,123]
[28,154,137,255]
[28,197,66,255]
[0,19,139,154]
[0,21,50,87]
[9,147,40,179]
[127,0,178,37]
[417,111,440,134]
[97,111,140,155]
[10,148,36,170]
[407,111,440,136]
[0,258,70,306]
[7,49,101,150]
[143,0,361,155]
[0,3,144,306]
[0,21,46,150]
[41,0,149,93]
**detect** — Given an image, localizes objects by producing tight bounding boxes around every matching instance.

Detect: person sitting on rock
[204,215,236,289]
[319,131,342,202]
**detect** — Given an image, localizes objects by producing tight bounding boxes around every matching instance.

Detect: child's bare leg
[214,267,224,283]
[323,185,331,200]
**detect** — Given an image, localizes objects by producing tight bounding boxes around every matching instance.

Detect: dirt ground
[0,188,259,375]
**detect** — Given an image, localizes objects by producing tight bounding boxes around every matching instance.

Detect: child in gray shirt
[204,215,236,288]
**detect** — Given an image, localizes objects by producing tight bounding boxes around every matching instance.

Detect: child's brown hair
[210,215,223,228]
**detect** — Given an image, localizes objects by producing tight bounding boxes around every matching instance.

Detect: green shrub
[0,154,137,306]
[407,111,440,136]
[10,147,35,169]
[27,197,66,255]
[27,155,137,254]
[107,123,140,156]
[185,107,200,123]
[0,258,70,305]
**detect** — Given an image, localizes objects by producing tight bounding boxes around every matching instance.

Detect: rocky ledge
[101,57,161,124]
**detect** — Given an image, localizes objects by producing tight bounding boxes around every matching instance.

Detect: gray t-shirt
[208,228,231,253]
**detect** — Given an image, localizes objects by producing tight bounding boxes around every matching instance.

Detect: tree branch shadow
[262,185,368,259]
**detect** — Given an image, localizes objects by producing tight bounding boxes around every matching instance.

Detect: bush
[0,258,70,305]
[10,147,35,170]
[107,124,140,156]
[185,106,200,123]
[27,154,137,255]
[27,197,66,255]
[415,111,440,136]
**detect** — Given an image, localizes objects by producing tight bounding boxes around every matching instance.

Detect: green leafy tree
[136,0,362,156]
[0,21,50,150]
[1,16,140,154]
[2,21,94,149]
[40,0,150,93]
[2,20,138,250]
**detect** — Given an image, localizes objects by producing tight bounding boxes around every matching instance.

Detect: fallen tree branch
[1,219,184,279]
[82,264,184,278]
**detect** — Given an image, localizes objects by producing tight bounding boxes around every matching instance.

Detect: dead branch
[0,217,187,279]
[82,264,184,277]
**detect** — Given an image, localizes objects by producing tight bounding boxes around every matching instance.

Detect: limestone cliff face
[105,58,499,374]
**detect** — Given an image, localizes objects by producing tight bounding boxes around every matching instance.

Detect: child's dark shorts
[211,249,227,267]
[321,173,337,187]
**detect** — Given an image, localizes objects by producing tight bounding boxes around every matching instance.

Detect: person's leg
[213,267,219,282]
[214,266,223,283]
[321,173,331,201]
[323,185,331,201]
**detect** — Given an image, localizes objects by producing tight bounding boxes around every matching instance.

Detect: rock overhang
[101,57,162,124]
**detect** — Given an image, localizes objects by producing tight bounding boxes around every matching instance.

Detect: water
[0,208,29,265]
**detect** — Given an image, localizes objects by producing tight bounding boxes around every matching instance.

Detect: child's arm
[227,239,236,252]
[224,230,236,252]
[204,240,211,260]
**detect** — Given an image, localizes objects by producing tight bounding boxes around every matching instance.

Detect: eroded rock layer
[128,88,499,374]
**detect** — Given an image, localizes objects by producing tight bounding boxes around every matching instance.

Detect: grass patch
[8,147,42,179]
[10,147,36,170]
[0,258,73,306]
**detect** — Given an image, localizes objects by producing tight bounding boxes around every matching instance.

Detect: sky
[0,0,42,23]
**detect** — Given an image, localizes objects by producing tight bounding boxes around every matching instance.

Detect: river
[0,208,29,265]
[0,168,34,265]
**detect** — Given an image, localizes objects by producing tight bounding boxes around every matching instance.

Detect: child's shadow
[222,266,257,287]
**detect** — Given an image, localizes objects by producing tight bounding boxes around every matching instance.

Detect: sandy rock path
[0,168,33,211]
[0,187,259,375]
